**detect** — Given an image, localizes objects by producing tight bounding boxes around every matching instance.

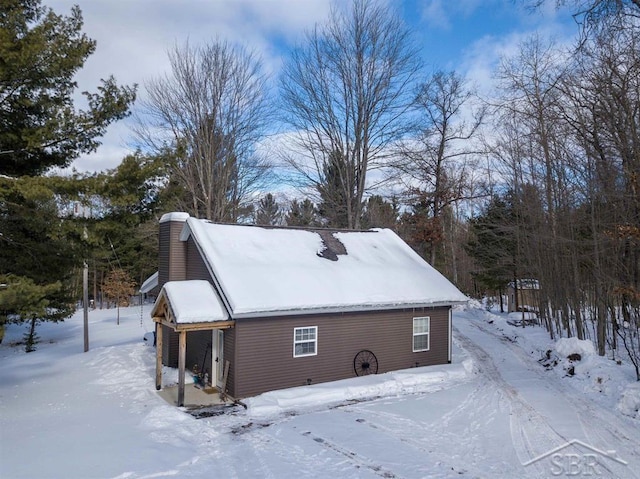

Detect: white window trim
[293,326,318,358]
[413,316,430,352]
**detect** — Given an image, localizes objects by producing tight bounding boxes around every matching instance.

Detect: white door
[211,330,224,387]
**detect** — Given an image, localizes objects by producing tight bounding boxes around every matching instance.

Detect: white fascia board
[231,300,468,320]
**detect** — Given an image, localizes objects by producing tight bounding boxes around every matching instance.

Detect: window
[413,317,430,352]
[293,326,317,357]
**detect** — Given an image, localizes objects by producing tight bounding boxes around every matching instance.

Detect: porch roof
[151,280,231,329]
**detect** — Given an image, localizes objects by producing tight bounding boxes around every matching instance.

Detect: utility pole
[83,260,89,352]
[76,201,90,352]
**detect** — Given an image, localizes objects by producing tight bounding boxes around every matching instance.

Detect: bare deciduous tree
[137,40,272,222]
[524,0,640,21]
[523,0,640,41]
[494,35,578,336]
[559,22,640,365]
[279,0,420,229]
[102,268,135,325]
[479,18,640,372]
[395,70,485,267]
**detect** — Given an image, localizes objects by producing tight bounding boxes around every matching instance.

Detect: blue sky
[43,0,578,173]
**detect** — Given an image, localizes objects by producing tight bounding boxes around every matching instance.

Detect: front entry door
[211,330,224,387]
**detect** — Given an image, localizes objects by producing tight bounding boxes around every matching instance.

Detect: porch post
[177,330,187,407]
[155,322,163,390]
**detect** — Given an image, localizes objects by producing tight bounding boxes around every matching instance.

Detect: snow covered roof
[155,280,229,324]
[509,279,540,290]
[159,212,190,224]
[139,271,158,294]
[181,217,468,318]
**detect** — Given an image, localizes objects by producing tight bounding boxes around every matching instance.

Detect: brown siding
[223,327,236,397]
[158,219,187,289]
[233,307,450,398]
[158,219,187,368]
[158,225,168,288]
[185,237,231,313]
[164,331,213,380]
[185,238,212,281]
[162,324,178,368]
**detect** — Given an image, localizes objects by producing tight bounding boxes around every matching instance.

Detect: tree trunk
[25,316,38,353]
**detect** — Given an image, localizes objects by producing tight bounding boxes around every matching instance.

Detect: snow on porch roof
[180,217,468,318]
[158,280,229,323]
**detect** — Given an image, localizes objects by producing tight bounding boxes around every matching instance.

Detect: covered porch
[151,280,235,407]
[157,382,226,407]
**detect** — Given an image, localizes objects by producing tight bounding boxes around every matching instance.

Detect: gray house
[151,212,467,405]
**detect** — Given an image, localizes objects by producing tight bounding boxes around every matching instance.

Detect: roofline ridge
[193,217,382,234]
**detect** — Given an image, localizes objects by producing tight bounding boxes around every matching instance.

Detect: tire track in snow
[241,424,383,479]
[453,326,573,477]
[463,317,640,478]
[299,430,401,478]
[339,402,488,477]
[470,316,640,446]
[238,432,278,479]
[339,406,434,452]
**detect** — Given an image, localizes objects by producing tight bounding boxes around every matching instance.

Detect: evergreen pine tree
[362,196,399,229]
[0,1,135,343]
[285,199,319,227]
[0,274,61,351]
[317,151,353,228]
[255,193,282,226]
[466,193,519,311]
[0,0,136,175]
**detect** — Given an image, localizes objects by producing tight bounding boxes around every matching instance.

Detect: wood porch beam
[177,330,187,407]
[153,316,234,332]
[155,322,163,391]
[174,320,235,332]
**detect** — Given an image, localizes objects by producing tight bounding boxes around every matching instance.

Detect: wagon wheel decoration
[353,349,378,376]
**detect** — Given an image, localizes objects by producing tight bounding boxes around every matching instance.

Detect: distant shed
[507,279,540,313]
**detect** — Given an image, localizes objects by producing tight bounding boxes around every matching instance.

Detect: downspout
[448,307,452,363]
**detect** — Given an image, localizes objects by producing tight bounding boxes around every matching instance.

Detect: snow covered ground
[1,304,639,478]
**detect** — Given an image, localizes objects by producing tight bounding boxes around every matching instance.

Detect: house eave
[230,300,468,319]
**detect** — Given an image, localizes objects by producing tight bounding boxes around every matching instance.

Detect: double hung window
[413,317,430,352]
[293,326,317,357]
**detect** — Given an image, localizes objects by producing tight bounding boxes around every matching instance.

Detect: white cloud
[421,0,451,30]
[419,0,486,30]
[43,0,333,172]
[459,19,576,99]
[39,0,579,174]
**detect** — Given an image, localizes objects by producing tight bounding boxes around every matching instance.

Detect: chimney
[158,212,190,289]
